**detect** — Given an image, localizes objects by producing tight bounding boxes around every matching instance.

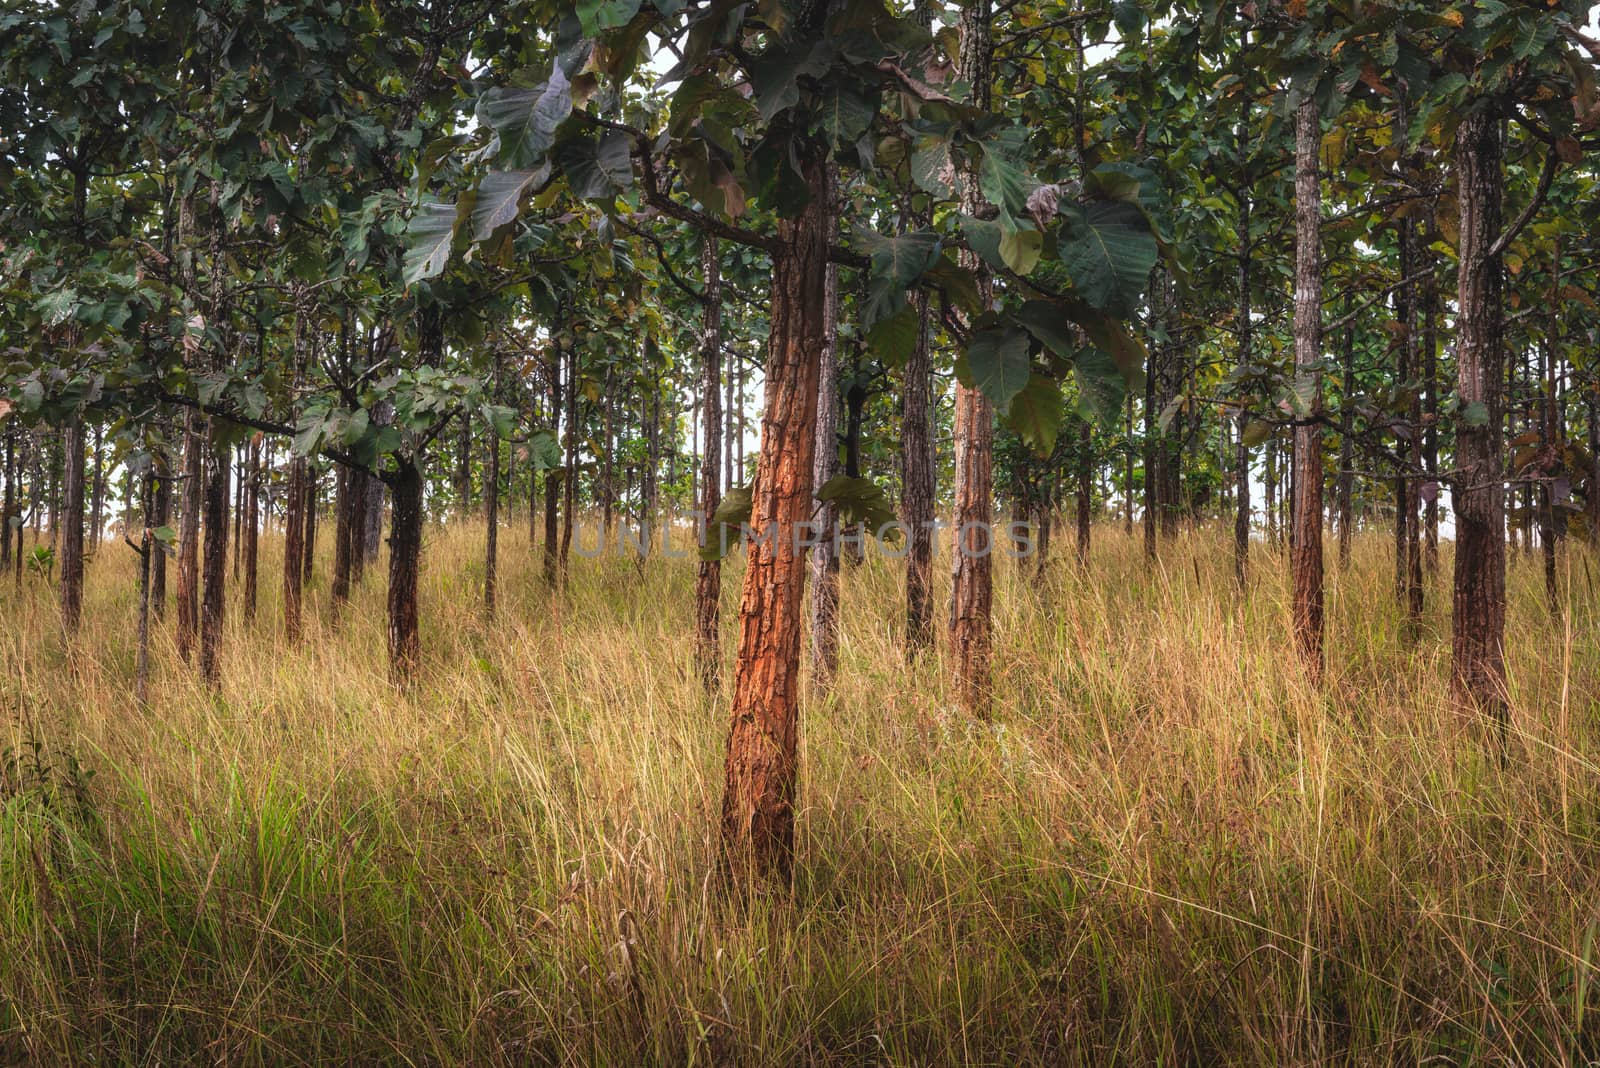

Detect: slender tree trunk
[810,202,842,690]
[1123,394,1135,537]
[135,471,154,708]
[560,349,578,582]
[1,431,13,572]
[332,464,353,606]
[948,0,996,717]
[1337,314,1355,569]
[719,141,831,879]
[244,438,260,621]
[1233,34,1253,587]
[1143,343,1157,559]
[387,458,422,682]
[902,286,936,656]
[1422,253,1440,574]
[1539,335,1559,617]
[301,468,318,586]
[199,431,230,684]
[1075,422,1092,565]
[1450,109,1509,733]
[152,463,169,618]
[1289,92,1325,679]
[696,234,725,692]
[59,418,86,633]
[283,458,307,642]
[176,410,204,659]
[486,425,500,618]
[89,422,104,552]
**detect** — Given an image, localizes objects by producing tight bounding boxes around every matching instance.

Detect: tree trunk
[135,471,154,708]
[1,431,13,572]
[387,457,423,683]
[1075,422,1092,565]
[332,463,353,606]
[810,209,842,691]
[1422,251,1440,574]
[1143,344,1158,559]
[1337,315,1354,569]
[283,457,306,640]
[176,410,204,659]
[59,418,86,633]
[696,234,725,692]
[152,463,169,618]
[486,424,500,618]
[89,422,103,552]
[244,438,260,621]
[1289,92,1324,679]
[199,432,230,684]
[902,285,936,656]
[300,468,318,585]
[560,349,578,582]
[1450,109,1509,733]
[948,0,996,718]
[718,142,831,879]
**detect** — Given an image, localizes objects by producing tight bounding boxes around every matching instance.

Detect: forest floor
[1,518,1598,1065]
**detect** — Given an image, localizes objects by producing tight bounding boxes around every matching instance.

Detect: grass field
[2,517,1598,1065]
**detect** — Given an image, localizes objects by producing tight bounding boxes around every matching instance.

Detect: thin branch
[1487,145,1558,260]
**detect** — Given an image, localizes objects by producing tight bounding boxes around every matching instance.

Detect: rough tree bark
[1450,109,1509,733]
[695,234,724,692]
[1289,92,1324,679]
[198,427,230,684]
[283,455,307,639]
[718,140,831,879]
[948,0,996,717]
[809,201,841,691]
[387,457,422,682]
[59,418,86,633]
[175,409,204,660]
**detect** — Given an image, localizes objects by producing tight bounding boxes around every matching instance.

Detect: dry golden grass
[1,514,1598,1065]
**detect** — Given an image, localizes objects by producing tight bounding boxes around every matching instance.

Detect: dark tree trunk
[485,420,499,618]
[199,433,230,684]
[243,438,260,621]
[719,141,831,879]
[135,471,154,707]
[89,422,104,552]
[1143,343,1157,559]
[1450,109,1509,732]
[902,285,935,657]
[349,466,369,587]
[1289,92,1324,679]
[59,418,86,633]
[1,430,13,571]
[176,411,204,660]
[696,234,725,692]
[1337,315,1355,569]
[560,347,578,582]
[386,457,423,683]
[1076,422,1092,565]
[1422,251,1440,574]
[300,469,317,586]
[810,210,842,690]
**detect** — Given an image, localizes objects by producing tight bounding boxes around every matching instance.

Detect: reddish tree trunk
[175,411,204,660]
[719,145,831,878]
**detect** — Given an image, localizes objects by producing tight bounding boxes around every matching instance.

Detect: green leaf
[476,67,572,169]
[576,0,642,36]
[471,166,548,242]
[816,82,875,148]
[1241,419,1273,447]
[960,326,1032,411]
[700,485,754,561]
[153,525,177,544]
[1072,347,1126,427]
[960,215,1009,274]
[554,131,632,200]
[1017,300,1078,361]
[865,303,922,367]
[402,199,460,285]
[342,407,370,445]
[924,255,985,316]
[978,145,1033,227]
[1461,400,1490,427]
[1005,375,1065,454]
[1057,200,1157,315]
[815,475,897,532]
[998,227,1042,275]
[910,136,955,198]
[747,40,834,123]
[856,227,941,326]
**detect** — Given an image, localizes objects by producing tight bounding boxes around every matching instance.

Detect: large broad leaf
[865,303,921,367]
[1017,300,1078,362]
[816,81,876,148]
[910,136,955,198]
[1005,374,1065,454]
[1072,347,1126,427]
[1066,301,1147,389]
[1058,200,1158,315]
[815,475,897,534]
[554,130,633,200]
[402,199,459,285]
[856,227,941,326]
[924,254,985,316]
[700,485,754,561]
[959,326,1032,411]
[470,166,548,242]
[477,66,572,169]
[977,144,1034,227]
[576,0,642,36]
[747,40,834,123]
